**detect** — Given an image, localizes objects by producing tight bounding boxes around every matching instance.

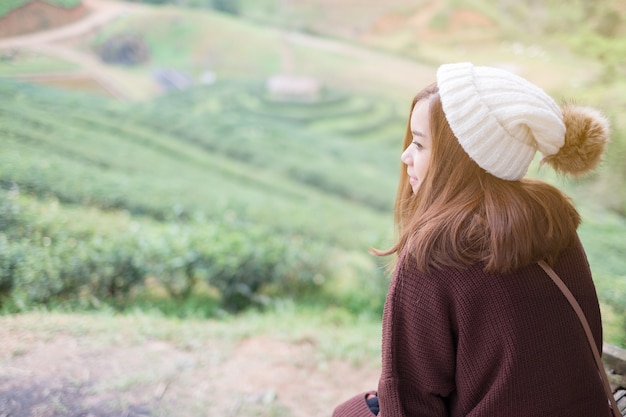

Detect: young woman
[333,62,612,417]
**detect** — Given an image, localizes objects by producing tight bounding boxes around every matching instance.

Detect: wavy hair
[374,83,581,273]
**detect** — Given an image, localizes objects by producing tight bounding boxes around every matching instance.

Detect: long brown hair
[374,83,581,273]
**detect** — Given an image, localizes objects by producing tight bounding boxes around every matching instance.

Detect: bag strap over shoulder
[538,260,621,417]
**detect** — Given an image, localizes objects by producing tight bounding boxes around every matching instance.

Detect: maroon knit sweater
[333,238,609,417]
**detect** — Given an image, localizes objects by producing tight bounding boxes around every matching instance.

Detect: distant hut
[265,74,321,102]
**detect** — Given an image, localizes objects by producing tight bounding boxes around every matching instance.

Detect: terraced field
[2,78,405,236]
[0,77,407,312]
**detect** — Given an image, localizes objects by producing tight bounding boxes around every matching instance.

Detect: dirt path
[0,313,381,417]
[0,0,146,98]
[0,0,137,48]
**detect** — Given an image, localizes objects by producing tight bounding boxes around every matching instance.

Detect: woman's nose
[401,147,411,165]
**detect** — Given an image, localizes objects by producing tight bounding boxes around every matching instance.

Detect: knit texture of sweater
[333,238,609,417]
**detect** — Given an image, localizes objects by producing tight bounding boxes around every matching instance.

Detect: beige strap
[538,261,621,417]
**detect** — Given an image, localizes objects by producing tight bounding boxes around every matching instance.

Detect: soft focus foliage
[0,79,393,314]
[0,187,331,312]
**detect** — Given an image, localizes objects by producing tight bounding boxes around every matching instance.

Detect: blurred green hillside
[0,0,624,345]
[0,76,403,315]
[122,0,626,81]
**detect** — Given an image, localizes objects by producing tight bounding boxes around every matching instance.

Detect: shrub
[97,33,150,66]
[0,235,18,302]
[0,191,331,313]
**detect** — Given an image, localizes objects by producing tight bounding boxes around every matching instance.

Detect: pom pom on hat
[436,62,610,180]
[542,104,610,177]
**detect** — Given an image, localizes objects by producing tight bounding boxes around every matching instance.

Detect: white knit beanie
[436,62,566,180]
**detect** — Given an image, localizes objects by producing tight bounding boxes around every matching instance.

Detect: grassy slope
[0,78,400,249]
[0,70,402,314]
[84,6,438,101]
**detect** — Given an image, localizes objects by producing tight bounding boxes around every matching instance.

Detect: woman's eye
[412,141,423,150]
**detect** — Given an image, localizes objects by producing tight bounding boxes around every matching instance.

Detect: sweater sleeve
[332,391,377,417]
[377,254,455,417]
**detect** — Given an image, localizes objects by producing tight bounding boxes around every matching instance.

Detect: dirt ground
[0,314,381,417]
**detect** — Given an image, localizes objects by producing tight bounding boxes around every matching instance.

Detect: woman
[333,62,611,416]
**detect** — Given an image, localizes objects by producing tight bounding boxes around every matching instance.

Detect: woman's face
[401,99,432,194]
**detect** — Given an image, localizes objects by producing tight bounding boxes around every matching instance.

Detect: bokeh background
[0,0,625,415]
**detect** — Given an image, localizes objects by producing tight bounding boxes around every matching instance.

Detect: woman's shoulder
[393,250,490,296]
[394,236,588,291]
